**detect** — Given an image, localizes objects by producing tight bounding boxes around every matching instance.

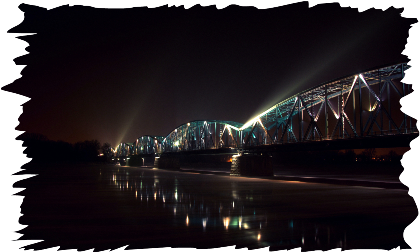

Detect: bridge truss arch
[161,120,243,152]
[114,142,133,157]
[239,62,416,147]
[133,135,165,155]
[114,62,416,155]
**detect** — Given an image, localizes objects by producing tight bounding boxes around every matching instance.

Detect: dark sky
[3,2,415,147]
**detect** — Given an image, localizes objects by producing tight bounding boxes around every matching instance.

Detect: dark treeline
[17,132,112,164]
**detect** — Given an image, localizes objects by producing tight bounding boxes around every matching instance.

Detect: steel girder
[239,62,416,147]
[161,120,243,152]
[114,142,133,157]
[133,135,164,155]
[115,62,416,153]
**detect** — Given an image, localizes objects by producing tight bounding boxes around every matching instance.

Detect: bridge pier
[127,154,155,166]
[154,156,180,170]
[230,153,273,177]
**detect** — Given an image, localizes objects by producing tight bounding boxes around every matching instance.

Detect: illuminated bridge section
[114,136,165,156]
[239,63,416,146]
[132,135,165,155]
[161,120,243,152]
[113,62,416,157]
[114,142,133,157]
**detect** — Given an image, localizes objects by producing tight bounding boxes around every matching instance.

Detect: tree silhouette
[360,148,377,161]
[343,149,356,162]
[74,140,101,162]
[386,150,399,162]
[101,142,112,158]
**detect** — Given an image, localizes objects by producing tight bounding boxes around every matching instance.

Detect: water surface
[17,164,416,251]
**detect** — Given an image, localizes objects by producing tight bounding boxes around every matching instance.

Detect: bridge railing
[240,127,418,145]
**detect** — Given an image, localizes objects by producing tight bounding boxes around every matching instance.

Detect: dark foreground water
[16,163,417,251]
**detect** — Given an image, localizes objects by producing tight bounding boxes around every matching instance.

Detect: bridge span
[113,62,417,158]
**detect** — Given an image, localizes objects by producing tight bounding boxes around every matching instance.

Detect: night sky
[3,2,415,147]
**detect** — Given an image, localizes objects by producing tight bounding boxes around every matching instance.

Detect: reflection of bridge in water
[114,62,417,158]
[106,166,405,250]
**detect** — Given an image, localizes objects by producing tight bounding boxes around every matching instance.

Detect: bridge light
[240,104,277,130]
[223,217,230,230]
[202,218,207,230]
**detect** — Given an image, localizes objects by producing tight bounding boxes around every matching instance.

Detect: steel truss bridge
[114,62,417,157]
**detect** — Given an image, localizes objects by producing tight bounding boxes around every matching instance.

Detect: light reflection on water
[101,166,406,250]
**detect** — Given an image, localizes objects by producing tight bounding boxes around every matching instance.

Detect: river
[16,163,416,251]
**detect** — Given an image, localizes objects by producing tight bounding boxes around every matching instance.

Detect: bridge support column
[126,155,141,166]
[230,153,273,177]
[127,155,155,166]
[154,156,180,170]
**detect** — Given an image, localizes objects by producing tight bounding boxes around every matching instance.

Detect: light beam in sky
[250,20,385,125]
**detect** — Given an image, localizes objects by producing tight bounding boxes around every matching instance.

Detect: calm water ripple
[17,164,416,251]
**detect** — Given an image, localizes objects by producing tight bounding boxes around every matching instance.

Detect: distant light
[223,217,230,230]
[202,218,207,230]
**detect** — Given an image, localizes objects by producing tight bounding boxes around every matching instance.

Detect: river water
[17,164,416,251]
